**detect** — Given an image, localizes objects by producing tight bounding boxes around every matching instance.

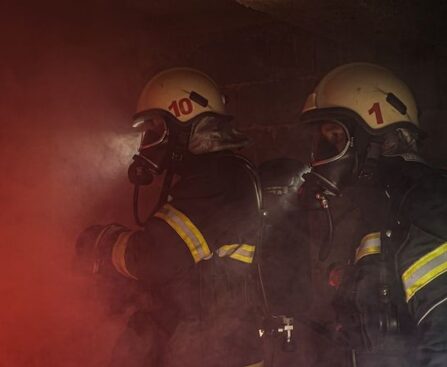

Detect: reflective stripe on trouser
[112,230,138,280]
[217,244,256,264]
[355,232,381,263]
[154,204,212,263]
[402,241,447,302]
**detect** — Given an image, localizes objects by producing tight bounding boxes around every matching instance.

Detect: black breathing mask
[308,120,357,196]
[296,120,358,261]
[127,113,187,226]
[128,155,157,186]
[128,145,169,186]
[128,113,172,186]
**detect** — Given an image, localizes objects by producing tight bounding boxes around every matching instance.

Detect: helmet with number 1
[301,62,420,133]
[130,68,249,180]
[300,63,423,194]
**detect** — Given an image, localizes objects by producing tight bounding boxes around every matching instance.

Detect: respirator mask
[128,114,170,186]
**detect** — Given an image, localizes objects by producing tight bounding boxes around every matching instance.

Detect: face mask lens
[138,116,168,150]
[312,121,348,162]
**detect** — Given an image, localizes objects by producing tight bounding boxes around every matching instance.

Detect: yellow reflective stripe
[111,231,138,280]
[230,244,255,264]
[217,244,255,264]
[402,242,447,302]
[154,204,211,263]
[217,244,239,256]
[355,232,381,264]
[92,225,112,273]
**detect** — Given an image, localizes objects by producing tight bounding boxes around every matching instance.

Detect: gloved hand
[74,223,140,314]
[75,223,128,275]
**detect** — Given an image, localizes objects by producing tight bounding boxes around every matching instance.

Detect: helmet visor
[310,121,350,166]
[136,115,168,151]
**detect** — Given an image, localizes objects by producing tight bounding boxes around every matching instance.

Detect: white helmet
[132,67,249,156]
[302,63,420,134]
[133,67,227,126]
[128,67,250,186]
[299,63,423,195]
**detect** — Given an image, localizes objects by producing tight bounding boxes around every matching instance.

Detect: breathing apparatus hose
[228,154,270,315]
[315,192,334,262]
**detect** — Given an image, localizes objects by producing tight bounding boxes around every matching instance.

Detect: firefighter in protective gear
[299,63,447,367]
[76,67,264,367]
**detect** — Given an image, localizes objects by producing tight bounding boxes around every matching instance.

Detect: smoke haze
[0,2,155,366]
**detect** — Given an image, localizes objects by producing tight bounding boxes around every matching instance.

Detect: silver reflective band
[217,244,256,264]
[155,204,212,263]
[402,242,447,302]
[355,232,381,263]
[155,204,255,264]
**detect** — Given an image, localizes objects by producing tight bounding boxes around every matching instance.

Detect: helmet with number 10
[130,67,249,179]
[300,63,422,194]
[134,67,227,124]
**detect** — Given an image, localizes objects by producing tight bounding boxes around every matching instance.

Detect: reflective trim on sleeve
[243,361,264,367]
[92,225,113,274]
[154,204,212,263]
[112,230,138,280]
[355,232,381,264]
[217,244,256,264]
[402,242,447,302]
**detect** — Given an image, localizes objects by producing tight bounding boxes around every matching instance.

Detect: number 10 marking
[168,98,193,118]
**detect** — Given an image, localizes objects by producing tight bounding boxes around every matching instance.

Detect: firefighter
[298,63,447,367]
[76,67,264,367]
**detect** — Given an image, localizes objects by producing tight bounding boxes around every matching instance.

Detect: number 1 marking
[368,102,384,125]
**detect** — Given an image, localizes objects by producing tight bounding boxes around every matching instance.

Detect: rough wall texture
[178,20,447,166]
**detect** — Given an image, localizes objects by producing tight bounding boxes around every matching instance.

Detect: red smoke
[0,2,153,366]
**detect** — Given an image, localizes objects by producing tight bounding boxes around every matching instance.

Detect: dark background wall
[1,0,446,366]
